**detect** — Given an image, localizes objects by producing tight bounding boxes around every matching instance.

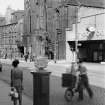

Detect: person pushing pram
[63,61,93,101]
[76,61,93,101]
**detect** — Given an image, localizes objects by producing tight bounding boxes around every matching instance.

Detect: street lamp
[55,8,60,63]
[44,0,47,32]
[74,1,81,63]
[65,0,81,63]
[75,6,79,63]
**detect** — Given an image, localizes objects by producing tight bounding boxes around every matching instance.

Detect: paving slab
[0,80,33,105]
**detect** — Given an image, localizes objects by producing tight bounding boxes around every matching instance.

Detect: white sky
[0,0,24,16]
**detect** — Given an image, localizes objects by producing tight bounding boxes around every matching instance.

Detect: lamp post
[75,3,81,63]
[75,1,82,63]
[44,0,47,33]
[75,6,79,63]
[29,7,32,56]
[54,8,60,63]
[64,0,81,63]
[44,0,50,58]
[54,7,62,63]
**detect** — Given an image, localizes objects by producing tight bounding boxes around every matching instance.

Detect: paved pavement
[0,59,33,105]
[0,80,33,105]
[50,76,105,105]
[0,58,105,105]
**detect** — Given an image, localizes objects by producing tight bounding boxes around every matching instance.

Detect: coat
[11,67,23,93]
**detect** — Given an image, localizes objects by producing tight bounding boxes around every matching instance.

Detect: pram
[62,73,79,102]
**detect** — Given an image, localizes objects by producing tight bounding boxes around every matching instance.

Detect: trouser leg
[78,82,84,100]
[78,89,83,100]
[19,92,22,105]
[86,86,93,98]
[13,99,17,105]
[84,81,93,98]
[16,87,22,105]
[81,75,93,98]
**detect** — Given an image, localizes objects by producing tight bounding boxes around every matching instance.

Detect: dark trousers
[78,74,93,100]
[13,87,22,105]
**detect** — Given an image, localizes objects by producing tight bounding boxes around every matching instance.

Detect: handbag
[9,87,19,99]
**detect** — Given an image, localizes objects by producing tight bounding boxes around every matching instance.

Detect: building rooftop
[63,0,105,8]
[11,10,24,15]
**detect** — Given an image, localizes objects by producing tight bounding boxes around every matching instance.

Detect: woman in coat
[11,59,23,105]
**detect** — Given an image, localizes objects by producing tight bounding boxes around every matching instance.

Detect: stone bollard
[31,56,51,105]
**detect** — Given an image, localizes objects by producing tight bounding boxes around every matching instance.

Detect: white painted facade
[66,6,105,62]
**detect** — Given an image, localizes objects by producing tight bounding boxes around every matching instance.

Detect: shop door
[93,50,103,62]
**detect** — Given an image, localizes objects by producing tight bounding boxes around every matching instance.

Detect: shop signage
[86,27,95,32]
[66,28,105,41]
[79,30,105,40]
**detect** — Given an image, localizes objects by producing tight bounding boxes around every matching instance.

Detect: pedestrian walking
[11,59,23,105]
[77,61,93,101]
[30,54,34,62]
[24,54,28,62]
[0,61,2,72]
[5,53,7,59]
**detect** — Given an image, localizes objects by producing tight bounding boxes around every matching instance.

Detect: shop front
[68,40,105,63]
